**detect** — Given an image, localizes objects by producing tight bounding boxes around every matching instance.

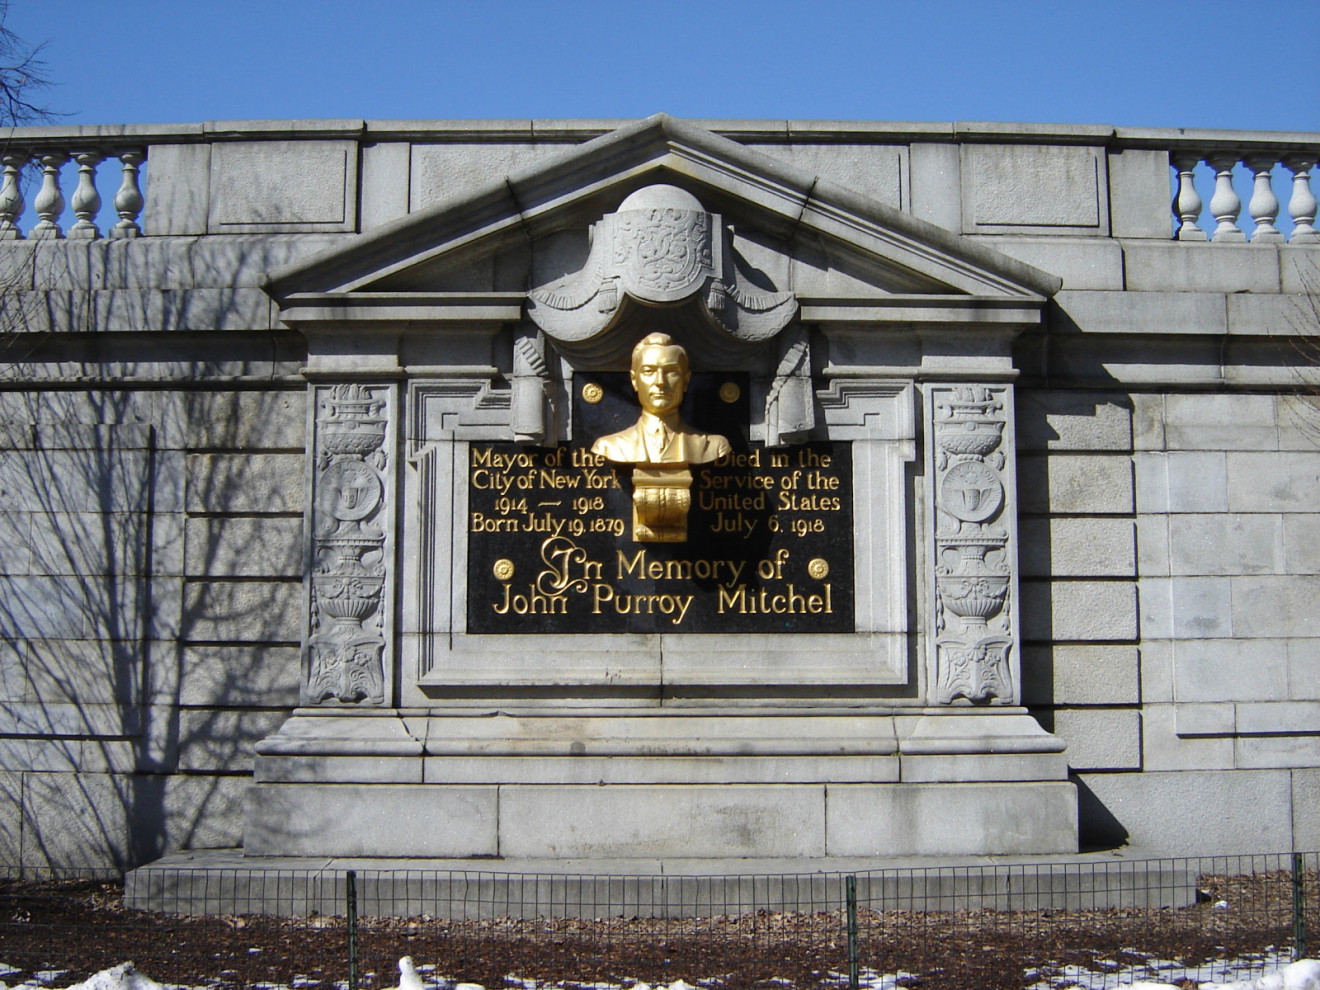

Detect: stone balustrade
[0,121,1314,244]
[1171,151,1317,242]
[0,147,145,240]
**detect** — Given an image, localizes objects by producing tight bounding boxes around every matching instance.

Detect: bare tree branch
[0,0,55,127]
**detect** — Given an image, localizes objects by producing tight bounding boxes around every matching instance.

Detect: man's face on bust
[630,344,689,417]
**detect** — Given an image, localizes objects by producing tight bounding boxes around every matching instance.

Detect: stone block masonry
[0,114,1316,871]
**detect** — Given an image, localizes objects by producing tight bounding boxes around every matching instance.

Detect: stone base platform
[244,709,1079,861]
[125,848,1198,918]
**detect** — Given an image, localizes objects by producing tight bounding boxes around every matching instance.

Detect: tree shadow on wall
[0,236,309,874]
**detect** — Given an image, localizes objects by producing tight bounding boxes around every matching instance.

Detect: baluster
[1207,153,1245,242]
[1172,153,1207,241]
[1284,155,1318,243]
[68,151,103,240]
[30,151,68,239]
[1245,154,1282,243]
[109,150,144,239]
[0,153,27,240]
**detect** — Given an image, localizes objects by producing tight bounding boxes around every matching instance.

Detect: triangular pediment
[266,114,1060,315]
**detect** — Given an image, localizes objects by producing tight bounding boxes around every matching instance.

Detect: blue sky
[7,0,1319,132]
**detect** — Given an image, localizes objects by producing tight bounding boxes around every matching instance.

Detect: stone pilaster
[926,384,1020,705]
[303,382,397,706]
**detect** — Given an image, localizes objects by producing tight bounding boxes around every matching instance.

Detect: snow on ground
[0,957,1317,990]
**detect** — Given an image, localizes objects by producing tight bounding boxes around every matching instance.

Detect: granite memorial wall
[1,115,1317,868]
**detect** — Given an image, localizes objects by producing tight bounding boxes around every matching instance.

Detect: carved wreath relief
[307,383,391,705]
[931,385,1015,704]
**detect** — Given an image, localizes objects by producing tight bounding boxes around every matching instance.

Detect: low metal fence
[1,852,1316,990]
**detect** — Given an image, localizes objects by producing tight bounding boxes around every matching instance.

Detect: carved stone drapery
[765,325,815,447]
[510,329,559,446]
[527,184,797,347]
[927,384,1018,705]
[305,382,396,706]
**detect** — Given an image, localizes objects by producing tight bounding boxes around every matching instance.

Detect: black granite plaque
[465,373,854,634]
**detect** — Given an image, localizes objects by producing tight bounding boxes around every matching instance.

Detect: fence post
[846,874,859,990]
[1294,853,1308,962]
[347,869,359,990]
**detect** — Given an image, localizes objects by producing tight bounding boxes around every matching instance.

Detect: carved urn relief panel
[928,385,1020,706]
[304,382,396,706]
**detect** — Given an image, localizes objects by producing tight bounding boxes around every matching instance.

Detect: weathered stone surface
[992,238,1123,290]
[1226,451,1320,513]
[189,235,344,289]
[245,783,498,857]
[185,453,305,514]
[1109,148,1175,239]
[177,645,300,707]
[500,785,825,859]
[162,773,249,850]
[1131,393,1166,451]
[1166,451,1229,513]
[1232,575,1320,639]
[1173,638,1289,703]
[1020,580,1137,642]
[209,140,358,233]
[1165,393,1279,451]
[1235,734,1320,770]
[1018,454,1134,514]
[0,771,17,863]
[776,144,905,209]
[162,390,305,451]
[1123,243,1280,293]
[184,516,302,578]
[0,736,137,774]
[1294,768,1320,851]
[23,637,139,706]
[360,141,411,229]
[410,143,561,211]
[1016,390,1133,452]
[964,144,1104,231]
[181,579,302,643]
[18,771,131,870]
[177,709,291,773]
[827,782,1077,855]
[1141,705,1235,772]
[1019,517,1135,577]
[1077,769,1293,853]
[142,144,210,236]
[1235,700,1320,735]
[1288,639,1320,701]
[909,142,961,231]
[1052,709,1141,771]
[1136,514,1170,577]
[1168,514,1284,576]
[1053,289,1227,336]
[1277,396,1320,450]
[1022,644,1140,706]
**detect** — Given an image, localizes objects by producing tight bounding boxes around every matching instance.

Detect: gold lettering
[617,549,646,579]
[718,585,747,614]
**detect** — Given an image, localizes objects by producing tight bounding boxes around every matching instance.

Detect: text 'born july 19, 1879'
[466,442,854,634]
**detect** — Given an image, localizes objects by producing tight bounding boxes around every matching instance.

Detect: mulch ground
[0,871,1314,990]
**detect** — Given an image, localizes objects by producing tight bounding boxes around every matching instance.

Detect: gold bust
[591,333,731,465]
